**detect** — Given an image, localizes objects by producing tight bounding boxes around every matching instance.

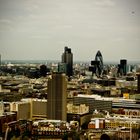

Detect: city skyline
[0,0,140,62]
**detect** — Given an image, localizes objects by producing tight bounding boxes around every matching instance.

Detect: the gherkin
[95,50,103,77]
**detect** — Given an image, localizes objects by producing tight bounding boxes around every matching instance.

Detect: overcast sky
[0,0,140,62]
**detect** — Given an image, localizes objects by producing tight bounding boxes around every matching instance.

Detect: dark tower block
[120,59,127,75]
[62,46,73,77]
[137,74,140,93]
[0,54,1,66]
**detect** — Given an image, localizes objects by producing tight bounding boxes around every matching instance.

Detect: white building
[67,103,89,114]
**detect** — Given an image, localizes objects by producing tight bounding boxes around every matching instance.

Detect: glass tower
[62,46,73,77]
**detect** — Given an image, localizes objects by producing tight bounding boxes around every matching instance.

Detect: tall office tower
[89,50,103,77]
[95,51,103,76]
[89,60,99,76]
[137,74,140,93]
[120,59,127,75]
[0,54,1,66]
[62,46,73,77]
[58,63,67,73]
[47,73,67,121]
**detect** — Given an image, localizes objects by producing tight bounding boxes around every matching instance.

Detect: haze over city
[0,0,140,62]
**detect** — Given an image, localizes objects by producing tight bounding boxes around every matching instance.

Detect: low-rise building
[73,94,112,113]
[32,119,70,139]
[105,116,140,129]
[67,103,89,114]
[0,112,17,134]
[10,101,30,120]
[88,118,105,129]
[10,98,48,120]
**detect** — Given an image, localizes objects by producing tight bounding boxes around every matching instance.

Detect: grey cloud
[0,0,140,61]
[94,0,115,6]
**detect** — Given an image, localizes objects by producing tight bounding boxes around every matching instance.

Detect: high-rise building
[58,63,67,74]
[89,60,99,76]
[89,50,103,77]
[119,59,127,76]
[137,74,140,93]
[62,46,73,77]
[0,54,1,66]
[47,73,67,121]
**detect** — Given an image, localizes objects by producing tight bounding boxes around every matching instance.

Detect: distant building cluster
[0,48,140,139]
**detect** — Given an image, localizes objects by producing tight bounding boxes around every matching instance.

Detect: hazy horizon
[1,59,140,65]
[0,0,140,62]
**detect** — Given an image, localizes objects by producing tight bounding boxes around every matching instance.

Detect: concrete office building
[21,98,47,120]
[62,46,73,77]
[73,94,112,113]
[47,73,67,121]
[112,98,140,110]
[10,101,30,120]
[32,99,47,119]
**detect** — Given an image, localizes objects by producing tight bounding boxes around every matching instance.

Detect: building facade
[118,59,127,76]
[62,46,73,77]
[73,95,112,113]
[58,63,67,74]
[21,98,47,120]
[137,73,140,93]
[95,50,103,76]
[47,73,67,121]
[89,50,104,77]
[10,101,30,120]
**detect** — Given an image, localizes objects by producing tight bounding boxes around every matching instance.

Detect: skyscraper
[0,54,1,66]
[89,50,103,77]
[137,74,140,93]
[120,59,127,76]
[47,73,67,121]
[58,63,67,74]
[62,46,73,77]
[95,50,104,76]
